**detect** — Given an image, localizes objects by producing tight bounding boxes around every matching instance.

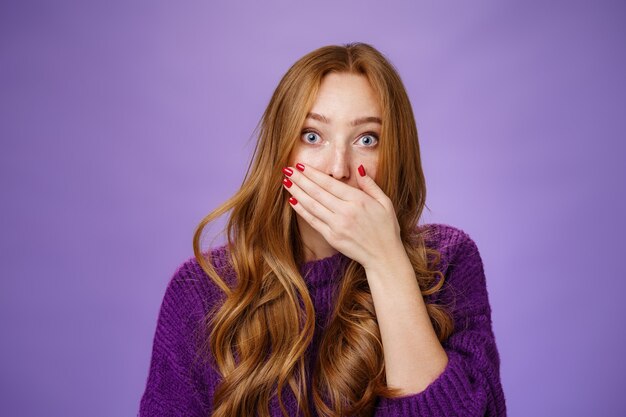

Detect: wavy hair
[192,42,454,417]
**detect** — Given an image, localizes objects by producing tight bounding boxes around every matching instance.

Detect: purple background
[1,1,625,416]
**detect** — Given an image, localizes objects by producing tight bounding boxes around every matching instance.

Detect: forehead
[309,72,381,119]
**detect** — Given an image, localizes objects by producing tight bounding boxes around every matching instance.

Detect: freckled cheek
[367,166,378,181]
[289,147,324,167]
[287,146,303,166]
[358,152,379,179]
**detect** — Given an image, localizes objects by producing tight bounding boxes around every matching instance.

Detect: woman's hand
[281,162,405,271]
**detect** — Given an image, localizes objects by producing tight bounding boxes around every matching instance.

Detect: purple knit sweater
[139,223,507,416]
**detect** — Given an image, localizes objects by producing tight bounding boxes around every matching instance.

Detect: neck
[296,215,338,262]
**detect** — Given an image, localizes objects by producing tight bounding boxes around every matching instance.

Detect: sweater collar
[299,251,350,288]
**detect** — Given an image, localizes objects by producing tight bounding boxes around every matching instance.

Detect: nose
[325,143,351,181]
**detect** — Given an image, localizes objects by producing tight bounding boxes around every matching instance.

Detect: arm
[138,262,210,417]
[279,165,506,415]
[365,245,449,396]
[372,231,507,417]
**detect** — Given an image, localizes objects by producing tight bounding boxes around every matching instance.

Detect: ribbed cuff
[374,350,487,417]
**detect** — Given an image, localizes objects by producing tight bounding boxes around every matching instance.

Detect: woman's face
[288,72,381,188]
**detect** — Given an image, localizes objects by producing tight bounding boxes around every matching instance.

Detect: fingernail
[358,164,366,177]
[289,197,298,205]
[282,167,293,177]
[282,177,292,188]
[296,163,305,172]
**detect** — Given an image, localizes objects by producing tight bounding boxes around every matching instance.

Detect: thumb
[355,164,387,204]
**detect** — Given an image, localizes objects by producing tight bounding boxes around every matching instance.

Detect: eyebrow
[306,112,382,127]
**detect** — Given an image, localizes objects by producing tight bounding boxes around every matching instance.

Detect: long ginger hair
[192,42,454,417]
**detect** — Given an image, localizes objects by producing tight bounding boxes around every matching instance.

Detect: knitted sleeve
[138,260,211,417]
[374,226,507,417]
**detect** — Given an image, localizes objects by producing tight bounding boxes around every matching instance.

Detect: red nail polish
[282,177,292,188]
[282,167,293,177]
[289,197,298,205]
[358,164,366,177]
[296,163,305,172]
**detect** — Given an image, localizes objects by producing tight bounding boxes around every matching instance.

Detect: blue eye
[302,130,321,144]
[358,134,379,147]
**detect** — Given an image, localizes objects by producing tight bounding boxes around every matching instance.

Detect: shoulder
[162,244,236,317]
[418,223,490,315]
[418,223,483,275]
[418,222,480,262]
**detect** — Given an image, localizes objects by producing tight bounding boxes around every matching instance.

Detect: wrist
[363,243,413,278]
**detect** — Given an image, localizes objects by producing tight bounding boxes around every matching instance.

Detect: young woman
[139,42,507,417]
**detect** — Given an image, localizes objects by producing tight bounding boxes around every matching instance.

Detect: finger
[285,192,332,238]
[354,164,392,208]
[290,162,363,204]
[283,176,334,224]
